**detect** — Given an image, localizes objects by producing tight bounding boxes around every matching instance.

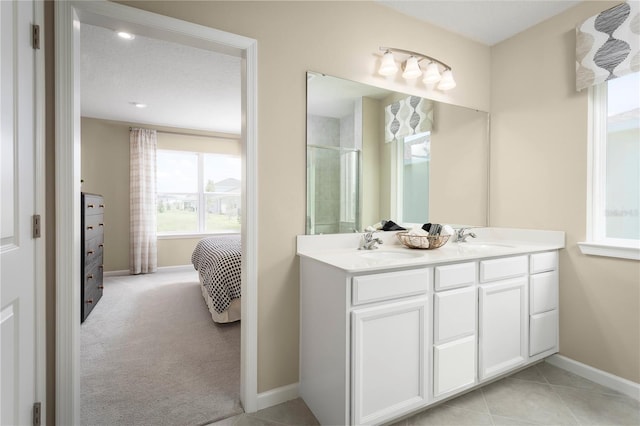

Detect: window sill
[577,240,640,260]
[158,232,240,240]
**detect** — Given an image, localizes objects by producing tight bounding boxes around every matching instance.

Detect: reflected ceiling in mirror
[306,72,489,235]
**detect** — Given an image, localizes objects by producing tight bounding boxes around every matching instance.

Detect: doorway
[54,1,258,423]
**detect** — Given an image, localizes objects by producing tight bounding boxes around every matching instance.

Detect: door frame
[54,2,259,424]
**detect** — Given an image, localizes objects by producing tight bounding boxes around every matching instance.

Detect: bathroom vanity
[297,228,564,425]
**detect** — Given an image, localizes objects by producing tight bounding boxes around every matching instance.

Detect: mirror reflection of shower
[306,74,364,234]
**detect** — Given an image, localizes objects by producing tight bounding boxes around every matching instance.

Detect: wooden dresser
[81,192,105,322]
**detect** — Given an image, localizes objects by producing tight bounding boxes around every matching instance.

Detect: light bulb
[422,62,441,84]
[379,51,398,76]
[437,69,456,90]
[402,56,422,79]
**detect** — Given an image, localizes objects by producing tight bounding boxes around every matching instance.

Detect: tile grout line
[547,382,584,426]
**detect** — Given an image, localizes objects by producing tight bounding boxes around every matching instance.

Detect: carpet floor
[81,270,242,426]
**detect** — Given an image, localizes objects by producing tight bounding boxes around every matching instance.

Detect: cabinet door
[352,297,429,425]
[434,335,476,397]
[479,277,528,380]
[530,310,558,356]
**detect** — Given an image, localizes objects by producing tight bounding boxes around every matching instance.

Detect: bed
[191,235,241,323]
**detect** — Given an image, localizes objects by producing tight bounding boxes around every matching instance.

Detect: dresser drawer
[83,194,105,216]
[84,263,104,292]
[480,256,528,283]
[84,234,104,262]
[84,214,104,241]
[530,251,558,274]
[435,262,476,291]
[352,268,431,306]
[530,271,558,314]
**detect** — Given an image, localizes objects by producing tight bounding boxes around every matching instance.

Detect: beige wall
[491,1,639,382]
[80,117,240,271]
[361,96,381,229]
[117,0,491,393]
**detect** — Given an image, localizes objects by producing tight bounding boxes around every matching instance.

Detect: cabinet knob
[99,265,104,270]
[87,226,93,230]
[98,285,104,290]
[99,244,104,248]
[99,204,105,208]
[88,204,94,208]
[87,274,93,279]
[99,223,104,227]
[87,250,94,256]
[86,299,93,304]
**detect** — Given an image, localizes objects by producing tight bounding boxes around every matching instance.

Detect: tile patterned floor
[209,361,639,426]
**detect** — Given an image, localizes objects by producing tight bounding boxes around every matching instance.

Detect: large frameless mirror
[306,72,490,235]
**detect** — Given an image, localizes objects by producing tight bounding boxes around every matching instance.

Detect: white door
[1,0,39,425]
[352,297,429,425]
[478,277,528,380]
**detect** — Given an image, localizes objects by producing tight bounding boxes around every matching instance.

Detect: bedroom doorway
[54,1,258,423]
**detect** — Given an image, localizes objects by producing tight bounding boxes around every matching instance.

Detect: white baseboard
[547,354,640,400]
[104,265,193,277]
[256,382,299,411]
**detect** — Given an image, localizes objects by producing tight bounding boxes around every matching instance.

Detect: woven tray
[396,232,450,250]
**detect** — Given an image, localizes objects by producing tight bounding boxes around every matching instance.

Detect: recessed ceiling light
[129,102,147,108]
[117,31,135,40]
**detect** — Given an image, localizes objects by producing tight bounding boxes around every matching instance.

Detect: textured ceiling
[377,0,582,46]
[80,23,241,134]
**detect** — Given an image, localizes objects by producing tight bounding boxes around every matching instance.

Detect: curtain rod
[129,127,239,139]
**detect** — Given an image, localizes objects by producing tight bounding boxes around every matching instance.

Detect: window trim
[578,82,640,260]
[156,149,241,236]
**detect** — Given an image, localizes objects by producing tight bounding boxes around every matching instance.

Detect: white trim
[257,383,299,410]
[54,2,81,425]
[546,355,640,401]
[577,240,640,260]
[241,38,259,413]
[34,1,48,422]
[158,232,240,240]
[55,1,259,421]
[103,269,130,278]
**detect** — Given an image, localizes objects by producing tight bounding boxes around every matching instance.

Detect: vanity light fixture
[378,47,456,91]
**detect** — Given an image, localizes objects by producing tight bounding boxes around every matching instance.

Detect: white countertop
[297,227,565,273]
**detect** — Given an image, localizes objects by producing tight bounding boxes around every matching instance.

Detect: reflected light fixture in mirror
[379,47,456,91]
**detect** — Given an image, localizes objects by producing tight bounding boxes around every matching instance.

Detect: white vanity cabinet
[432,262,477,398]
[529,252,559,358]
[299,235,563,426]
[478,255,529,380]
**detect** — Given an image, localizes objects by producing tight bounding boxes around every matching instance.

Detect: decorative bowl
[396,232,450,250]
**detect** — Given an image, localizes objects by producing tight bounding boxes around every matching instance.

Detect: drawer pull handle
[88,204,94,208]
[99,204,105,208]
[87,226,93,230]
[98,285,104,290]
[99,223,104,227]
[99,244,104,248]
[99,265,104,269]
[87,274,93,279]
[86,299,93,304]
[87,250,94,256]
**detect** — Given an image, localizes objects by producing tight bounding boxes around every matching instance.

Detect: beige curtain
[130,128,157,274]
[576,1,639,91]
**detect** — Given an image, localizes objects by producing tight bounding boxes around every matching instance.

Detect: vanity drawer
[352,268,431,306]
[530,270,558,314]
[434,262,477,291]
[434,286,476,343]
[480,256,528,283]
[530,251,558,274]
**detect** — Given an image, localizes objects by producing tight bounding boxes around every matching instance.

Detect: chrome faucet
[453,227,477,243]
[359,231,383,250]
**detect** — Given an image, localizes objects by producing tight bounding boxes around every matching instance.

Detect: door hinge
[32,402,41,426]
[32,214,41,238]
[32,24,40,50]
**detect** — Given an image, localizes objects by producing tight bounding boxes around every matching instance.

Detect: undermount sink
[358,250,422,260]
[455,242,514,250]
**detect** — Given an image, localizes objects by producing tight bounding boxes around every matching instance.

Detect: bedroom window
[157,149,241,235]
[579,72,639,260]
